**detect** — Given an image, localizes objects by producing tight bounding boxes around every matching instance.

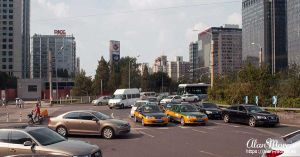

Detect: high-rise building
[75,57,80,74]
[0,0,30,78]
[242,0,287,72]
[152,55,168,73]
[287,0,300,65]
[198,25,242,76]
[168,56,191,82]
[189,41,204,81]
[138,63,150,76]
[31,33,76,80]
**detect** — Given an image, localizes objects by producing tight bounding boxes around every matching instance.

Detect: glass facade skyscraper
[242,0,287,72]
[287,0,300,65]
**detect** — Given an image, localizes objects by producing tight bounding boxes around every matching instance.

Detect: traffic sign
[255,96,258,105]
[245,96,248,104]
[272,96,278,106]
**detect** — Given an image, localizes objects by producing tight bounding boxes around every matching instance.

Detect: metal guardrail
[216,104,300,111]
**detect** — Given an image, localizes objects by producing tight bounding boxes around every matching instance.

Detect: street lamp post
[129,55,140,88]
[251,43,263,67]
[48,49,53,102]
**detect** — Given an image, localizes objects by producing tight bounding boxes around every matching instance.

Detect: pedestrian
[15,98,19,108]
[2,97,6,108]
[33,103,41,121]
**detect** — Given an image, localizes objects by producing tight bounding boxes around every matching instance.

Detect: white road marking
[199,150,221,157]
[212,122,240,128]
[178,126,190,129]
[139,131,155,138]
[156,127,169,130]
[192,129,207,134]
[280,123,300,128]
[132,127,148,130]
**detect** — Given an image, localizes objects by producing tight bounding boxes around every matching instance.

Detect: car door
[63,112,81,134]
[237,106,249,123]
[8,131,34,156]
[173,106,182,121]
[0,130,10,156]
[227,106,238,122]
[78,112,100,135]
[136,106,144,121]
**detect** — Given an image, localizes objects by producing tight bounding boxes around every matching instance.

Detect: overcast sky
[31,0,242,76]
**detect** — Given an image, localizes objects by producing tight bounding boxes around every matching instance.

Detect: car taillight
[266,150,284,157]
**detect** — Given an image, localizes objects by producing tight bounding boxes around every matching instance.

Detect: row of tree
[209,64,300,107]
[72,56,178,96]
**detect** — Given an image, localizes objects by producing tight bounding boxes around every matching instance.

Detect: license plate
[156,120,163,123]
[197,119,204,122]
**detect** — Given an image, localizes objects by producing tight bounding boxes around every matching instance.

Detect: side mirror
[24,141,32,146]
[92,118,99,122]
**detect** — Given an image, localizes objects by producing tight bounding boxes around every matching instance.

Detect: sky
[31,0,242,76]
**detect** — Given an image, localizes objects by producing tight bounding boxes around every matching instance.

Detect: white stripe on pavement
[212,122,240,128]
[192,129,207,134]
[199,150,221,157]
[139,131,155,138]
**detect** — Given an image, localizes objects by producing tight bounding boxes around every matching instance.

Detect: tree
[93,57,110,95]
[72,70,93,96]
[149,72,172,93]
[140,66,150,91]
[0,72,17,89]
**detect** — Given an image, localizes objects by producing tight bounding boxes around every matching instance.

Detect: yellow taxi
[133,103,169,126]
[165,103,208,126]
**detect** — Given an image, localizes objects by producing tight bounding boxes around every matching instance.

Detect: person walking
[33,103,41,121]
[1,97,6,108]
[15,98,19,108]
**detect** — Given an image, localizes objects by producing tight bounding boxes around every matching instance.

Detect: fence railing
[51,96,99,104]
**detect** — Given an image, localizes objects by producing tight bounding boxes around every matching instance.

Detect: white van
[108,88,140,109]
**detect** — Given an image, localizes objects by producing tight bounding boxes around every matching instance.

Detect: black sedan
[198,102,222,119]
[222,104,279,127]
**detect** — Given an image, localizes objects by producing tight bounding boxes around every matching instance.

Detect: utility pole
[101,79,103,96]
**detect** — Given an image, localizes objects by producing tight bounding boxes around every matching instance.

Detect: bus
[178,83,210,100]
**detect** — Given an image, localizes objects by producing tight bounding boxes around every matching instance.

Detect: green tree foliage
[93,57,110,95]
[0,72,17,89]
[209,64,300,107]
[72,70,93,96]
[148,72,172,93]
[140,66,150,91]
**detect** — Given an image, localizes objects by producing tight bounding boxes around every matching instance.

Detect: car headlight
[145,116,155,119]
[256,116,267,119]
[187,116,196,119]
[206,111,213,114]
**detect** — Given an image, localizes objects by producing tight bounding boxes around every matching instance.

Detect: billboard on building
[110,40,120,62]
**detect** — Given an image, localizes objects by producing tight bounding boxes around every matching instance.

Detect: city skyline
[31,0,242,76]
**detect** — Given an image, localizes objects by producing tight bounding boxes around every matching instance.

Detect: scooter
[27,111,43,125]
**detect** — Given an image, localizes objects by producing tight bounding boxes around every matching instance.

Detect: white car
[91,96,111,105]
[181,94,199,102]
[130,100,149,117]
[160,95,182,104]
[262,130,300,157]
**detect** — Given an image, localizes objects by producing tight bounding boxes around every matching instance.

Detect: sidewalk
[0,102,59,123]
[276,112,300,127]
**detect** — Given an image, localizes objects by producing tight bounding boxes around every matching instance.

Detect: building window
[8,15,13,19]
[28,85,37,92]
[8,51,12,56]
[2,51,6,56]
[8,27,12,31]
[2,39,6,42]
[8,65,12,69]
[9,9,12,13]
[2,21,7,25]
[2,58,6,62]
[2,65,6,69]
[2,45,7,49]
[8,58,12,62]
[8,39,12,42]
[8,21,13,25]
[3,15,7,19]
[8,44,12,49]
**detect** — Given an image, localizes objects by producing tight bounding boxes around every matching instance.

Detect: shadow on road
[67,133,143,140]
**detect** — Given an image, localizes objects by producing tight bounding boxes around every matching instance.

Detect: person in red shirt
[34,103,41,121]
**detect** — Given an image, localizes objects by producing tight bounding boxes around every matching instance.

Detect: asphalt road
[39,104,299,157]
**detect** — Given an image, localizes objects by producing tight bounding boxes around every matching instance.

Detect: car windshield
[142,105,161,113]
[148,98,158,102]
[180,105,198,112]
[28,128,66,146]
[203,103,218,108]
[112,94,123,99]
[134,101,147,107]
[92,112,111,120]
[244,106,264,113]
[165,96,173,99]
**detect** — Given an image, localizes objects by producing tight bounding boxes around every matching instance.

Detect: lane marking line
[156,127,169,130]
[139,131,155,138]
[192,129,207,134]
[132,127,148,130]
[212,122,240,128]
[199,150,221,157]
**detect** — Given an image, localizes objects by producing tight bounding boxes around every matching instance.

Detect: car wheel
[121,104,125,109]
[56,126,68,137]
[249,117,256,127]
[224,114,230,123]
[134,116,138,122]
[180,117,185,126]
[102,127,114,139]
[194,98,197,102]
[183,99,185,102]
[98,102,102,106]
